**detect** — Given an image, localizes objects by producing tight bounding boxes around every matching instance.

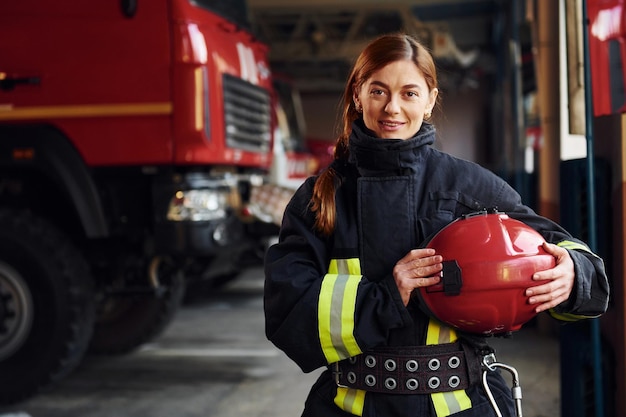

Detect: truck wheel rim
[0,261,34,361]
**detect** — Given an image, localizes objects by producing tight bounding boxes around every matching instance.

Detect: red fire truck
[0,0,273,404]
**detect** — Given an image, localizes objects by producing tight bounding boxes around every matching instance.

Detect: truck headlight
[166,189,229,221]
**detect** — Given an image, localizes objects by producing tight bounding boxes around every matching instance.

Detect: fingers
[395,274,441,306]
[532,242,569,281]
[526,243,575,313]
[396,248,436,265]
[403,261,443,278]
[394,249,443,306]
[394,257,443,281]
[526,280,570,312]
[541,241,566,257]
[395,249,442,273]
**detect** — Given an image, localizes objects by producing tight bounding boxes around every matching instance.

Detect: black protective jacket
[264,121,609,417]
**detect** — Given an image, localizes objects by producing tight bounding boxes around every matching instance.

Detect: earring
[425,111,432,119]
[355,104,362,113]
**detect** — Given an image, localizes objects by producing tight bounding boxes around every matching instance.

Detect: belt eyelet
[448,375,461,388]
[428,358,441,371]
[405,359,419,372]
[448,356,460,369]
[347,371,357,384]
[406,378,419,390]
[384,358,397,371]
[349,356,358,365]
[384,377,397,390]
[365,355,377,368]
[365,374,376,387]
[428,376,441,389]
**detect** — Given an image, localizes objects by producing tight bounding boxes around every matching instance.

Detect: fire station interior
[1,0,620,415]
[248,0,623,416]
[249,0,514,170]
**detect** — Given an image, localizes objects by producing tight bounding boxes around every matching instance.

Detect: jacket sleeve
[493,180,610,320]
[264,177,412,373]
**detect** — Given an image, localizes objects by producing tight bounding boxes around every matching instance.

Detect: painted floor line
[137,346,280,358]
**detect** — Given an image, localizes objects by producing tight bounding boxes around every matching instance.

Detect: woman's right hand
[393,248,442,306]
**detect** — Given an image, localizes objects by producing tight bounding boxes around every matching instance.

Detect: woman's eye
[406,91,418,97]
[370,89,385,96]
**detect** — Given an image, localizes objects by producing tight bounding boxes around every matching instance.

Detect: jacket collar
[348,119,435,176]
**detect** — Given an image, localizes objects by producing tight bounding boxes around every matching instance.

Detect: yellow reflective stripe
[426,319,458,344]
[557,240,590,252]
[329,258,362,275]
[549,310,601,321]
[426,318,472,416]
[334,387,366,416]
[431,391,473,416]
[557,240,603,260]
[319,274,339,362]
[0,102,173,120]
[453,390,473,410]
[328,258,365,415]
[318,269,363,363]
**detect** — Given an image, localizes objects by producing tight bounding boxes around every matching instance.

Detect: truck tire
[0,209,95,405]
[89,264,185,355]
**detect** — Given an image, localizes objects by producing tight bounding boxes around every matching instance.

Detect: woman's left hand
[525,242,575,313]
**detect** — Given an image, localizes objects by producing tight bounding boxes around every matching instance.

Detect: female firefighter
[263,33,609,416]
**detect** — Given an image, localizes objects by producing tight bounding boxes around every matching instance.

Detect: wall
[300,92,342,141]
[431,87,488,163]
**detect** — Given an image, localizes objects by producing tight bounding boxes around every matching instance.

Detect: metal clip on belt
[333,343,470,394]
[482,353,524,417]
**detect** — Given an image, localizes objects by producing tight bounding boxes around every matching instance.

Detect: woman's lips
[379,120,404,130]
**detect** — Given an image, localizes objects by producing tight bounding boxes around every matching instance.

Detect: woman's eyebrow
[369,80,422,90]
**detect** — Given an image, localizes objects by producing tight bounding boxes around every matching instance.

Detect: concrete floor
[488,324,560,417]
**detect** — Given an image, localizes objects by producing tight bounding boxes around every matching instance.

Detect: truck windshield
[191,0,250,31]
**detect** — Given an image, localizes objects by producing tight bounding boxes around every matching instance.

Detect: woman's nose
[384,96,401,114]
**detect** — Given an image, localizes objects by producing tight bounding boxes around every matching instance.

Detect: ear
[427,88,439,113]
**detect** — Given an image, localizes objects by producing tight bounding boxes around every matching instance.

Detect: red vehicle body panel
[587,0,626,116]
[0,0,272,168]
[306,137,335,173]
[283,150,319,181]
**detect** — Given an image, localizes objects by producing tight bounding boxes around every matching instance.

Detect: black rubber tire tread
[88,271,185,355]
[0,209,95,405]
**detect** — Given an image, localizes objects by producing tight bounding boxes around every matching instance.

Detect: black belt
[333,342,470,394]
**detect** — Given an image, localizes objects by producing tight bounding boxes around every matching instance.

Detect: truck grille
[223,74,271,153]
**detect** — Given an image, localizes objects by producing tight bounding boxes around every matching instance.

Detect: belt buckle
[333,362,348,388]
[482,353,497,371]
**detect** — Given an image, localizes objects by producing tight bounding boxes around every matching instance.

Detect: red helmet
[414,211,556,335]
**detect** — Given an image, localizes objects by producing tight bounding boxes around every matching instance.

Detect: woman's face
[354,59,438,140]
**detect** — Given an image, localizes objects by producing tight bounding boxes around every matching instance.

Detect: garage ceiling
[247,0,510,92]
